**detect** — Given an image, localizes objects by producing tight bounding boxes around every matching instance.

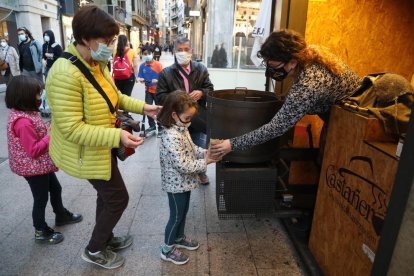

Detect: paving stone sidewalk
[0,53,305,276]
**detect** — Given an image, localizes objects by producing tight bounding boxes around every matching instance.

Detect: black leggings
[114,74,136,96]
[24,172,66,230]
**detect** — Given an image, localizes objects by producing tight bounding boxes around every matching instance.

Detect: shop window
[207,0,265,70]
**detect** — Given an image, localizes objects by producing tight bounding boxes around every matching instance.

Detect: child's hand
[151,79,158,84]
[120,130,144,148]
[206,147,222,164]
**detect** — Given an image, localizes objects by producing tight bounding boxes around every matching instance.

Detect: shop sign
[325,155,388,241]
[189,10,200,17]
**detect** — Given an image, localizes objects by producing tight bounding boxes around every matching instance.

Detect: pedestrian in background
[157,91,217,265]
[156,37,214,185]
[5,75,82,245]
[113,34,139,96]
[45,5,160,269]
[219,43,228,68]
[210,44,220,68]
[42,30,62,80]
[0,37,20,84]
[153,41,162,61]
[138,48,163,137]
[17,27,43,86]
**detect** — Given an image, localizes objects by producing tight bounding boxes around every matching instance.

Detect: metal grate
[216,161,277,219]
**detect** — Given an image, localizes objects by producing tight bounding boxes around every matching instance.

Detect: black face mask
[265,65,289,81]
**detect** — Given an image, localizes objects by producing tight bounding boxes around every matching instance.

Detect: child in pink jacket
[6,75,82,244]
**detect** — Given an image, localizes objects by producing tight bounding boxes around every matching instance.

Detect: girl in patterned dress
[157,91,216,265]
[5,76,82,245]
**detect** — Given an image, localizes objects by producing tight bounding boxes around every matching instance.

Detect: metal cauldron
[207,88,284,163]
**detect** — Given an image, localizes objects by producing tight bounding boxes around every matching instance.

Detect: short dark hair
[72,5,119,45]
[5,75,42,111]
[157,91,198,128]
[142,48,152,55]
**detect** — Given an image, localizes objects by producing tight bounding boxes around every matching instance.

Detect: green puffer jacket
[46,44,145,180]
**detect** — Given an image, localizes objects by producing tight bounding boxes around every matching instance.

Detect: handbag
[61,52,140,160]
[0,59,8,70]
[0,47,9,70]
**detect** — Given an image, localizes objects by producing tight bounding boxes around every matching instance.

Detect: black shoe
[35,226,64,244]
[55,209,83,226]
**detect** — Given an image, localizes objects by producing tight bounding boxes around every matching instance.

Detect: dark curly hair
[157,91,198,128]
[258,29,346,76]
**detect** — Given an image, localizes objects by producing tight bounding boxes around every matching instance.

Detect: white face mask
[44,35,50,42]
[175,51,192,65]
[176,120,191,128]
[0,42,7,48]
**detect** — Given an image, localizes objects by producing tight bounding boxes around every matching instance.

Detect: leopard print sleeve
[229,63,361,151]
[229,78,316,151]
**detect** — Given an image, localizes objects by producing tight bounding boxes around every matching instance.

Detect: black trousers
[114,74,135,96]
[87,155,129,252]
[24,172,66,230]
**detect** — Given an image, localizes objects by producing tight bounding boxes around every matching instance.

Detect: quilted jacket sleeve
[46,67,122,148]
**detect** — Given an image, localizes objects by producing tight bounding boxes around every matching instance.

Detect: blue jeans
[144,91,161,128]
[190,131,207,149]
[164,191,191,245]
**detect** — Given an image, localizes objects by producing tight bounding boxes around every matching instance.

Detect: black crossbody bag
[61,52,136,161]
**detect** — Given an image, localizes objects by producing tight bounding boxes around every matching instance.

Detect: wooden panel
[309,106,398,275]
[289,115,324,185]
[305,0,414,80]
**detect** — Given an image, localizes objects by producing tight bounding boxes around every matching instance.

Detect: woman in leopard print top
[211,29,361,155]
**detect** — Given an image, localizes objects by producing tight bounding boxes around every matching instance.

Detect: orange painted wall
[305,0,414,80]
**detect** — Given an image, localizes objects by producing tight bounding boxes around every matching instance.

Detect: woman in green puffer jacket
[45,5,161,269]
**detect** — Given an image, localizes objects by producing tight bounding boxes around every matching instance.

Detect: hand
[151,79,158,84]
[45,53,54,58]
[189,90,203,101]
[206,147,222,164]
[120,130,144,148]
[144,104,162,121]
[210,139,232,158]
[138,78,145,83]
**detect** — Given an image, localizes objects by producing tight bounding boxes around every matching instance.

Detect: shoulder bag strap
[61,52,116,114]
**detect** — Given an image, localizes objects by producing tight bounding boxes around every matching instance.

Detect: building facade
[0,0,61,48]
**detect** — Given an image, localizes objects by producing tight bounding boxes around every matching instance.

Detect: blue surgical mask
[44,35,50,42]
[144,54,153,62]
[18,34,27,42]
[90,42,114,62]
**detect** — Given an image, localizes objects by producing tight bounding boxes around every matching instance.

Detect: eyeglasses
[261,60,285,69]
[106,37,117,47]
